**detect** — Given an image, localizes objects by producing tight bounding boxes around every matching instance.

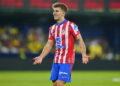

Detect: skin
[33,7,89,86]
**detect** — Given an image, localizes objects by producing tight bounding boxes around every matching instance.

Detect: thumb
[87,55,90,58]
[33,57,38,60]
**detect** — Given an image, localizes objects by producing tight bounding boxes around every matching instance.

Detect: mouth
[54,15,57,17]
[54,16,58,19]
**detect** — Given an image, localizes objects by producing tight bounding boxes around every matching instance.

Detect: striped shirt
[48,19,80,64]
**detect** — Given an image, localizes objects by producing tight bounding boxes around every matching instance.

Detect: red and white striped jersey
[48,19,80,64]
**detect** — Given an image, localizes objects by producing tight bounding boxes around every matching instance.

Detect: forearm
[78,39,86,55]
[76,34,86,55]
[39,43,53,59]
[75,34,89,64]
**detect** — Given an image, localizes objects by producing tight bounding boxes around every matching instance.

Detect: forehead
[53,7,62,11]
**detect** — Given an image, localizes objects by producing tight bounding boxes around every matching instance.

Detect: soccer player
[33,2,89,86]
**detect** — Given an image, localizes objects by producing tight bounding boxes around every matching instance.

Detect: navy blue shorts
[50,63,73,83]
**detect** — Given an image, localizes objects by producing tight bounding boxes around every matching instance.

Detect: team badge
[62,30,66,35]
[74,25,78,31]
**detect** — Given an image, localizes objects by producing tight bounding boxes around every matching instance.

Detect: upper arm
[47,39,54,47]
[75,34,83,41]
[70,23,80,38]
[48,26,55,40]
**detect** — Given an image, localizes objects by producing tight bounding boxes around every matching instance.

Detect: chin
[54,18,59,21]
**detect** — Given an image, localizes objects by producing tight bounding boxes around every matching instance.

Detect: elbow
[47,43,53,50]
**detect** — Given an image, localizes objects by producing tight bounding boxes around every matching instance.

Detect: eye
[56,10,59,12]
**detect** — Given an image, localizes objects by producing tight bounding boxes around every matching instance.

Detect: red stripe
[70,51,75,63]
[49,26,52,30]
[60,21,68,63]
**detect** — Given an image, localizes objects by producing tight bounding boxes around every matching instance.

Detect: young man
[33,2,89,86]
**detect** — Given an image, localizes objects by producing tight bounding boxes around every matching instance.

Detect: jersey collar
[56,19,67,26]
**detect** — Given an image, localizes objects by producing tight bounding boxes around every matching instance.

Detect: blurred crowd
[75,38,120,61]
[77,38,112,60]
[0,25,46,55]
[0,25,120,61]
[75,38,120,60]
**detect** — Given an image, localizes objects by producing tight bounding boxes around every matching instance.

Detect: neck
[57,17,65,25]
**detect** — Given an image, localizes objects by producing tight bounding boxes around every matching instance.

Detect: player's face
[53,7,65,21]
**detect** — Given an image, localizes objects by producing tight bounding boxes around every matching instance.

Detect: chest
[52,25,71,39]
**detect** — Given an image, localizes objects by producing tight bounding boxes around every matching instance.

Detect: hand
[33,56,43,65]
[82,54,89,64]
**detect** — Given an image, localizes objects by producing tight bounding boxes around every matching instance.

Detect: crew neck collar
[56,19,67,26]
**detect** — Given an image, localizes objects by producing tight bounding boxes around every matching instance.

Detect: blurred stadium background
[0,0,120,86]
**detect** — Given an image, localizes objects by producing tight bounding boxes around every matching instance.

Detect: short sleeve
[70,23,80,37]
[48,27,54,40]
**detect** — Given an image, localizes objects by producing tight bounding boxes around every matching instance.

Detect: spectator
[88,39,104,60]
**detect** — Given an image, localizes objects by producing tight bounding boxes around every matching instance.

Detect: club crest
[62,30,66,35]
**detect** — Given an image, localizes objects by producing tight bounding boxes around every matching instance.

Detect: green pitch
[0,71,120,86]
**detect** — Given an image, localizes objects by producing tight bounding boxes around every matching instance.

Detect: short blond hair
[52,2,68,14]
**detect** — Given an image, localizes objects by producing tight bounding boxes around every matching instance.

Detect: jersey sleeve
[70,23,80,37]
[48,27,54,40]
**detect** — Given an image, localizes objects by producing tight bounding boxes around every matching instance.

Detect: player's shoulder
[49,24,56,31]
[68,21,78,29]
[68,20,77,26]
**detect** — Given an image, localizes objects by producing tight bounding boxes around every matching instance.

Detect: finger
[33,58,36,60]
[83,62,87,64]
[87,56,90,58]
[33,61,37,65]
[82,61,85,64]
[33,62,36,65]
[38,61,42,64]
[33,61,41,65]
[33,57,38,60]
[83,61,87,64]
[33,58,35,60]
[86,60,89,64]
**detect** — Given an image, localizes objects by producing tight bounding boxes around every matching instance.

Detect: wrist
[82,53,86,56]
[82,53,87,58]
[38,56,43,59]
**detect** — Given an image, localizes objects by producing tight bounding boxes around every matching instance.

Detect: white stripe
[58,24,63,63]
[48,31,51,38]
[51,25,55,35]
[54,25,58,63]
[63,21,70,63]
[49,25,55,38]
